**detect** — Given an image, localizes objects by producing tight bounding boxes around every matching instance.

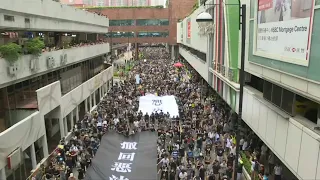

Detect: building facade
[177,0,320,179]
[0,0,112,179]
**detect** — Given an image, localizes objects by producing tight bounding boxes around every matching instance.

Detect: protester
[34,47,276,180]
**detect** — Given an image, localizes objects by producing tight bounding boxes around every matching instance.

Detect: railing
[221,64,225,77]
[228,67,237,83]
[217,62,221,73]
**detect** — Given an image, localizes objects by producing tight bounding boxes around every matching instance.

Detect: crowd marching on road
[33,47,282,180]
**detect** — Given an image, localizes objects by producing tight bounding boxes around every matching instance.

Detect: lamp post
[196,1,246,179]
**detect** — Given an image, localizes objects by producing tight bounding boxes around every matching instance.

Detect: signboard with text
[255,0,315,66]
[187,20,191,39]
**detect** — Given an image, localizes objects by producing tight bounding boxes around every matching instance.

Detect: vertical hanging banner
[187,20,191,39]
[255,0,315,66]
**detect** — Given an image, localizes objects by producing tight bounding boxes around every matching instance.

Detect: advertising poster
[255,0,315,66]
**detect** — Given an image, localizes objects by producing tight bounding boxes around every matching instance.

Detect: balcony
[0,43,110,87]
[221,64,226,77]
[217,63,221,73]
[228,67,237,83]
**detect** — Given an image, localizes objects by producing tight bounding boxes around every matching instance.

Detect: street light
[196,1,246,179]
[196,11,213,28]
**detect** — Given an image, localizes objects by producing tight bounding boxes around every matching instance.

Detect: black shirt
[217,148,224,157]
[212,164,220,174]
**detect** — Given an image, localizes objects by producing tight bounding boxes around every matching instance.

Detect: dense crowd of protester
[31,47,285,180]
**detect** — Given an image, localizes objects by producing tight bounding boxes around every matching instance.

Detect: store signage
[187,21,191,39]
[255,0,315,66]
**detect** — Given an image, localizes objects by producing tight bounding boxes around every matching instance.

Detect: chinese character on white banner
[118,152,135,161]
[111,162,132,173]
[120,142,137,150]
[109,175,129,180]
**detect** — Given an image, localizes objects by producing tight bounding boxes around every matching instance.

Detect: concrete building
[177,0,320,179]
[0,0,112,179]
[88,0,195,59]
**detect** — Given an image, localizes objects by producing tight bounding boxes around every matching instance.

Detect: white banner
[138,95,179,118]
[255,0,314,66]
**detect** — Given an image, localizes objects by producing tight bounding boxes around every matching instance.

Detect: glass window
[263,80,272,101]
[180,44,206,62]
[272,84,282,107]
[106,32,135,38]
[109,20,134,26]
[281,88,294,114]
[137,31,169,37]
[136,19,169,26]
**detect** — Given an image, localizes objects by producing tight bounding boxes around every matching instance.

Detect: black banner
[85,131,158,180]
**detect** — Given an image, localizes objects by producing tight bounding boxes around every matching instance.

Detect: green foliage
[240,151,252,174]
[0,43,22,63]
[25,37,45,56]
[186,0,199,17]
[84,5,164,9]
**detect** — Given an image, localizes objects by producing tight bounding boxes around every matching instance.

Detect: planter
[242,166,252,180]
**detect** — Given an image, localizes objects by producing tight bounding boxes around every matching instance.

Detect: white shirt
[208,132,214,139]
[113,118,119,125]
[230,146,236,155]
[134,121,139,127]
[274,166,282,175]
[179,172,187,179]
[239,138,244,146]
[97,122,102,127]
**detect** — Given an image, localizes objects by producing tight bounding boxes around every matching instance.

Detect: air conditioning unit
[8,63,18,76]
[46,56,55,68]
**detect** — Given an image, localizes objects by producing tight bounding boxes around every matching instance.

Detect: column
[69,110,74,130]
[76,106,79,122]
[59,117,65,138]
[102,85,105,97]
[42,135,49,157]
[89,95,93,111]
[30,143,37,169]
[99,87,102,100]
[85,99,88,113]
[93,92,97,106]
[64,117,68,135]
[0,168,6,180]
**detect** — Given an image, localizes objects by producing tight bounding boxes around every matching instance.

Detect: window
[294,94,319,124]
[281,88,294,114]
[137,31,169,38]
[272,84,282,107]
[109,20,134,26]
[245,74,263,92]
[179,44,206,62]
[4,15,14,22]
[263,80,272,101]
[25,18,30,23]
[136,19,169,26]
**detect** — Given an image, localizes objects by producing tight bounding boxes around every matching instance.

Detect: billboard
[255,0,315,66]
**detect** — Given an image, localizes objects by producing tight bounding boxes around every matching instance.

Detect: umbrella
[173,62,183,67]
